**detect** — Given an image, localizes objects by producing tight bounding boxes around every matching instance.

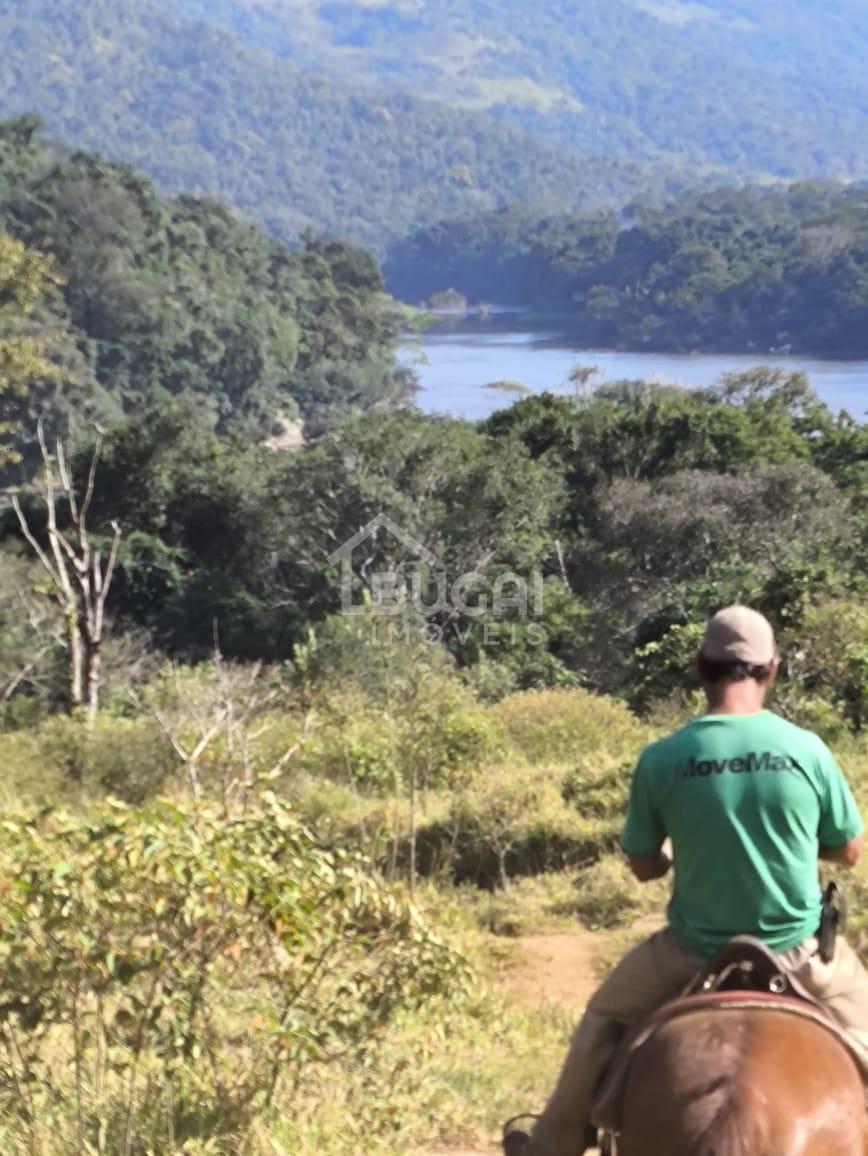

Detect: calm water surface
[406,316,868,422]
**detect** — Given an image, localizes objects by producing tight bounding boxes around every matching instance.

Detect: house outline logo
[327,512,441,615]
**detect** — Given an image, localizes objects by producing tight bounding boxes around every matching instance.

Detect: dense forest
[1,127,867,699]
[0,118,412,442]
[165,0,868,179]
[386,185,868,355]
[0,0,652,248]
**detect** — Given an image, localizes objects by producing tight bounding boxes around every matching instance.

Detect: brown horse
[615,1006,867,1156]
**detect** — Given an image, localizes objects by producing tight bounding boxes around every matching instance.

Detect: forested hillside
[5,0,868,252]
[0,0,650,248]
[386,185,868,355]
[0,118,411,442]
[167,0,868,179]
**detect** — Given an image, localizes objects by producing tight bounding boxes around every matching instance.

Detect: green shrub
[778,694,853,745]
[403,679,504,787]
[300,695,400,790]
[783,600,868,730]
[289,776,413,865]
[0,728,66,806]
[39,714,174,802]
[561,756,631,823]
[0,795,468,1153]
[490,687,645,765]
[0,715,173,806]
[302,679,501,793]
[415,766,617,888]
[629,620,707,712]
[571,853,668,929]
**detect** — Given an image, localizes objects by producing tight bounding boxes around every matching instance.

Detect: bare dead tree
[11,421,121,724]
[130,650,313,812]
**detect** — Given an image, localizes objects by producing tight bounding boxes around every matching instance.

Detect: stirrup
[502,1114,539,1154]
[502,1115,598,1155]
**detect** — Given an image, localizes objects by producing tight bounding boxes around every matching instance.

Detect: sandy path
[498,931,601,1011]
[414,929,616,1156]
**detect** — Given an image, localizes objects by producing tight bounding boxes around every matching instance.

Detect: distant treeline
[385,185,868,356]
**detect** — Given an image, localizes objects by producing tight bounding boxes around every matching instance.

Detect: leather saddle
[683,934,812,999]
[593,936,868,1133]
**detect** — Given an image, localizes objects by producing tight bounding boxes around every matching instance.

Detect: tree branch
[10,495,60,588]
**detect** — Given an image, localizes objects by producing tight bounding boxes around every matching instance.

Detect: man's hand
[627,840,673,883]
[819,835,863,868]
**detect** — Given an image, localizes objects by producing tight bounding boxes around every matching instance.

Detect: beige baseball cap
[700,606,776,665]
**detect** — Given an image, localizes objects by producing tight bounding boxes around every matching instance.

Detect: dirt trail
[498,931,602,1011]
[414,928,619,1156]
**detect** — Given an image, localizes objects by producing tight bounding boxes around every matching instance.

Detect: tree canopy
[0,234,59,464]
[0,118,411,448]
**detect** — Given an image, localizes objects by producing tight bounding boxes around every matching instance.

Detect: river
[406,315,868,422]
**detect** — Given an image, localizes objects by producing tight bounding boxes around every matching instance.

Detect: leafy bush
[39,714,174,802]
[784,600,868,730]
[301,696,399,791]
[489,687,645,765]
[0,795,468,1153]
[778,695,853,745]
[416,766,615,889]
[288,778,409,866]
[302,679,500,793]
[630,620,709,712]
[561,756,631,823]
[404,679,503,787]
[0,715,173,806]
[571,853,667,930]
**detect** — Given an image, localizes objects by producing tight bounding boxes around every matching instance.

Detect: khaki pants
[531,927,868,1156]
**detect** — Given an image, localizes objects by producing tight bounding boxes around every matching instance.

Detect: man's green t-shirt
[622,711,863,958]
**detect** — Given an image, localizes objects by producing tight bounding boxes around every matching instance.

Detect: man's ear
[765,656,781,687]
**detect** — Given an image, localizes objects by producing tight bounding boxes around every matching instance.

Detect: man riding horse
[507,605,868,1155]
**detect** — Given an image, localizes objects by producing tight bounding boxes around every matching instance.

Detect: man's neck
[704,683,767,716]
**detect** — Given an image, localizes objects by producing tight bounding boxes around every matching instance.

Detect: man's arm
[819,835,863,868]
[627,850,672,882]
[626,838,673,883]
[816,740,864,869]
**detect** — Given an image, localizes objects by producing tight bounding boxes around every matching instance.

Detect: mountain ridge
[164,0,868,179]
[0,0,656,247]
